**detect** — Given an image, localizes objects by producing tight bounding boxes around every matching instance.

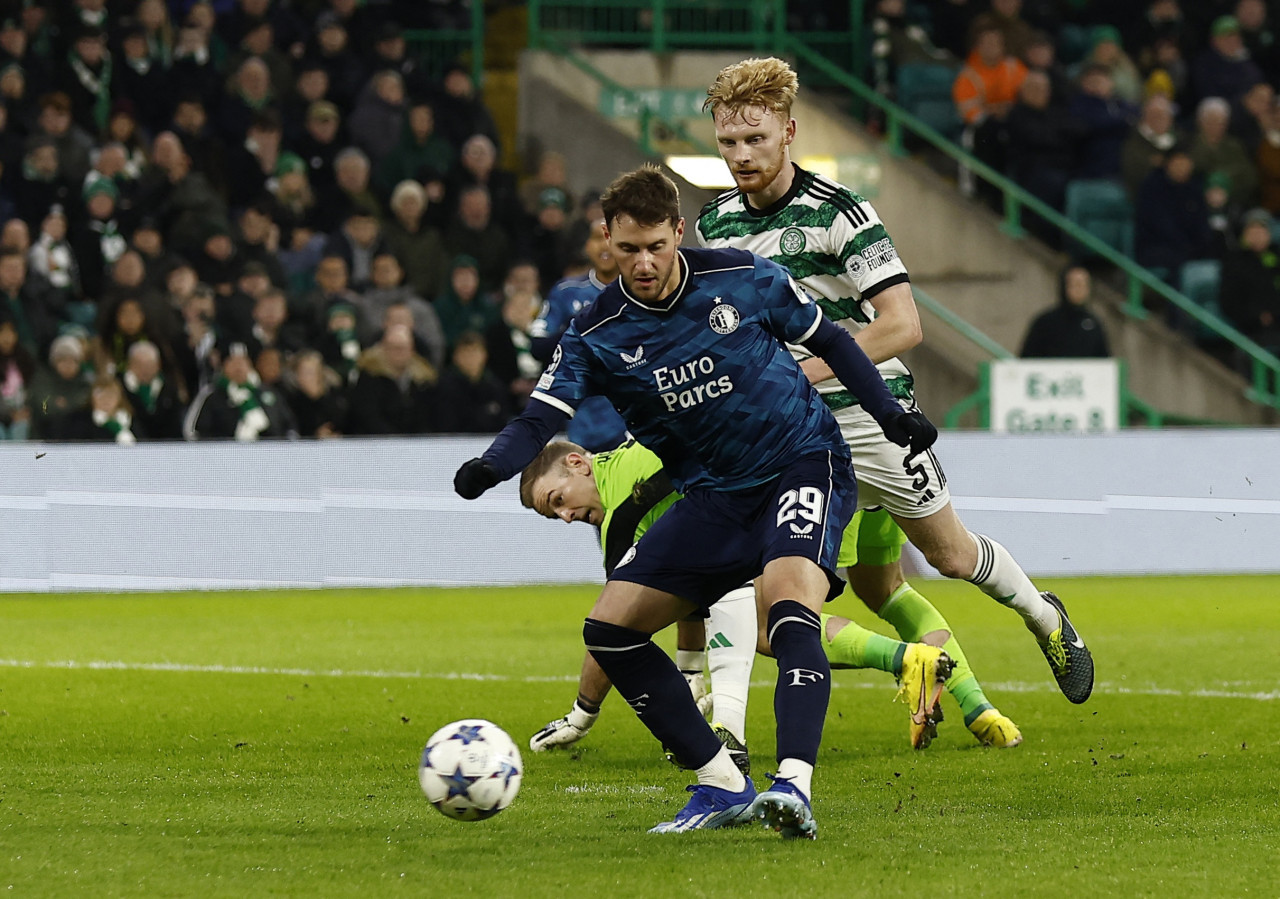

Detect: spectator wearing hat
[183,340,291,441]
[346,323,440,436]
[268,152,320,251]
[120,339,185,440]
[1220,207,1280,350]
[30,91,93,186]
[70,175,127,303]
[28,333,92,440]
[435,330,512,434]
[434,254,499,351]
[1134,143,1214,275]
[528,185,577,290]
[1121,94,1185,198]
[1069,25,1143,106]
[114,18,169,134]
[1192,15,1264,106]
[314,146,380,234]
[373,98,454,204]
[382,179,449,302]
[1020,264,1111,360]
[60,24,111,135]
[443,185,512,293]
[294,98,343,193]
[305,12,365,111]
[1067,63,1138,181]
[0,302,35,439]
[1189,96,1258,208]
[317,300,364,384]
[348,70,407,166]
[1204,170,1243,258]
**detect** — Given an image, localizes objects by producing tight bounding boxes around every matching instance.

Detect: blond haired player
[696,57,1094,739]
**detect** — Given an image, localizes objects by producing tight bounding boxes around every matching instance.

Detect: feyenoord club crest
[709,303,740,334]
[779,227,806,255]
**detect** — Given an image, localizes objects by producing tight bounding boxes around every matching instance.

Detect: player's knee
[924,548,971,580]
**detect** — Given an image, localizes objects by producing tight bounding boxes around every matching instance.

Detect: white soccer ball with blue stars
[419,719,523,821]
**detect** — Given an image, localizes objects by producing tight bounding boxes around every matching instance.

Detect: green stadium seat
[1065,179,1134,259]
[1178,259,1224,339]
[895,63,962,139]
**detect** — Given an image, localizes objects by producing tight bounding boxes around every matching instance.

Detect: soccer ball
[418,719,523,821]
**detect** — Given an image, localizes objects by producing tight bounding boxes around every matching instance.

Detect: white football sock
[707,585,757,742]
[696,745,746,792]
[775,759,813,800]
[967,532,1059,639]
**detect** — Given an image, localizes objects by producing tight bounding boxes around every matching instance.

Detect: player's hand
[529,699,599,751]
[882,410,938,456]
[684,671,714,720]
[454,458,500,499]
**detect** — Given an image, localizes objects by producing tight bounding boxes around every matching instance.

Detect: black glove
[882,410,938,456]
[454,458,501,499]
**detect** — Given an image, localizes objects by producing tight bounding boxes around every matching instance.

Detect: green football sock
[820,613,906,675]
[878,582,994,726]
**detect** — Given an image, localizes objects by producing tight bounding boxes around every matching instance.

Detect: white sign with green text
[989,359,1120,433]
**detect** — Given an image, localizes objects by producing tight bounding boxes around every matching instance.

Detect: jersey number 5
[777,487,824,528]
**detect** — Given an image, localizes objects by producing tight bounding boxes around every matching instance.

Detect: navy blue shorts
[609,450,857,608]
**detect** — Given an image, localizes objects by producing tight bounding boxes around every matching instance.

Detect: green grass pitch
[2,576,1278,897]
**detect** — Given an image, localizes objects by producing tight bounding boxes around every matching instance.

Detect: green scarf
[68,50,112,132]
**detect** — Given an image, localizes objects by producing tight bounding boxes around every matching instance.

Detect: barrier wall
[2,431,1278,593]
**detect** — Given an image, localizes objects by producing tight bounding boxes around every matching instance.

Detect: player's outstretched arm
[453,401,569,499]
[802,316,937,455]
[530,652,612,751]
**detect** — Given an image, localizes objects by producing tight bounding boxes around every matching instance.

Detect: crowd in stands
[871,0,1280,357]
[0,0,588,445]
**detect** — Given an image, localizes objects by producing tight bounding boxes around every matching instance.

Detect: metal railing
[403,1,486,90]
[776,36,1280,410]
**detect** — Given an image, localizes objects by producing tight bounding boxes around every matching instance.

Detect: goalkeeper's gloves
[529,698,600,752]
[881,409,938,457]
[454,457,500,499]
[682,670,714,720]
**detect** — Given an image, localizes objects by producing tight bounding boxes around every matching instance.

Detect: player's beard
[626,255,678,303]
[732,146,787,199]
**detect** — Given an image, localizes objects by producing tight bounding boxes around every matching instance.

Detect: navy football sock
[767,601,831,766]
[583,617,722,769]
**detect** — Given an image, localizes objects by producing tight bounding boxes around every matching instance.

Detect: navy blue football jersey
[530,270,628,451]
[530,247,849,491]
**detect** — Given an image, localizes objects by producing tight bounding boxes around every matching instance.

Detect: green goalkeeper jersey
[593,439,680,576]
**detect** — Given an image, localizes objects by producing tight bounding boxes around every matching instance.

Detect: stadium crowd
[871,0,1280,355]
[0,0,584,444]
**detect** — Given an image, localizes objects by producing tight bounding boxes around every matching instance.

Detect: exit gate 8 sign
[989,359,1120,433]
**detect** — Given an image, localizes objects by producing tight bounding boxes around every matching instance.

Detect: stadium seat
[1178,259,1224,339]
[1064,179,1134,259]
[895,63,962,139]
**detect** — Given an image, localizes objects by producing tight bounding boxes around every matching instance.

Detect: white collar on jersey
[618,249,690,313]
